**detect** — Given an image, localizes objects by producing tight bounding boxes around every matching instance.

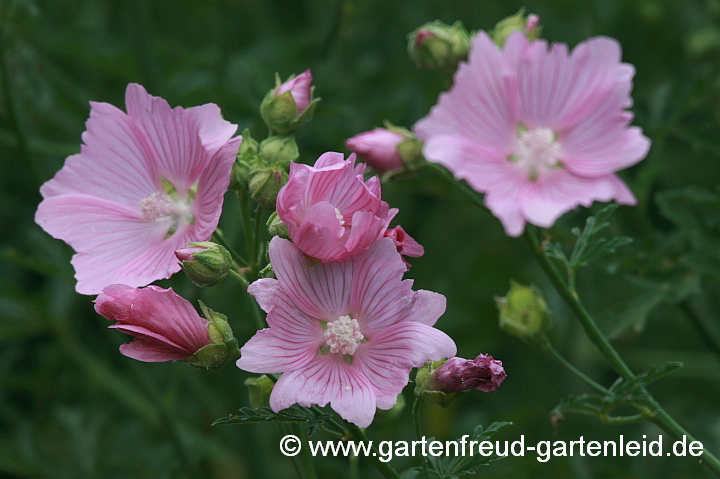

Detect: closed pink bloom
[276,69,313,114]
[430,354,506,393]
[384,226,424,265]
[94,284,210,362]
[35,84,242,294]
[414,32,651,236]
[345,128,405,172]
[237,237,456,427]
[276,152,398,262]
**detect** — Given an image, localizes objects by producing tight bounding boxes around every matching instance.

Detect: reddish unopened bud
[430,354,506,393]
[175,241,232,287]
[526,14,540,33]
[276,69,313,114]
[174,245,206,262]
[345,129,405,173]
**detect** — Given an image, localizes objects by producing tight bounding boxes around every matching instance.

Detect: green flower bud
[175,241,232,287]
[266,211,289,239]
[260,71,319,134]
[231,129,261,191]
[491,9,542,47]
[259,135,299,167]
[496,280,551,340]
[186,301,239,370]
[249,166,288,210]
[245,375,275,408]
[408,21,471,71]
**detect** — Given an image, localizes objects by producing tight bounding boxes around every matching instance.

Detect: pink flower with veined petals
[276,69,313,114]
[237,237,456,427]
[345,128,406,173]
[94,285,210,362]
[276,152,398,263]
[35,84,242,294]
[414,32,651,236]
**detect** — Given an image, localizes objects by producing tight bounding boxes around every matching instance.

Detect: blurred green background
[2,0,720,477]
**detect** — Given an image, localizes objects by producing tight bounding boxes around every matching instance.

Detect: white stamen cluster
[512,127,561,180]
[324,315,364,356]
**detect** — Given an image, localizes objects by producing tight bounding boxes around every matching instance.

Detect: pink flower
[430,354,506,393]
[276,152,398,263]
[345,128,406,173]
[237,237,456,427]
[276,69,313,114]
[94,284,210,362]
[414,32,651,236]
[35,84,241,294]
[384,226,424,266]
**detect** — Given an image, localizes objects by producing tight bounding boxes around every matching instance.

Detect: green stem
[212,231,248,267]
[254,205,264,266]
[345,423,400,479]
[538,333,611,395]
[0,30,42,187]
[523,226,720,476]
[228,269,249,290]
[412,398,431,479]
[239,191,256,274]
[679,301,720,370]
[292,423,318,479]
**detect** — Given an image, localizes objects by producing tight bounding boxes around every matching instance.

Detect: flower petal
[236,326,324,374]
[248,278,281,313]
[269,354,377,428]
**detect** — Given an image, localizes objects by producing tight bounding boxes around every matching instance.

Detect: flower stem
[228,269,249,290]
[679,301,720,370]
[412,398,431,479]
[239,191,255,272]
[537,333,611,395]
[345,422,400,479]
[212,231,248,267]
[523,226,720,477]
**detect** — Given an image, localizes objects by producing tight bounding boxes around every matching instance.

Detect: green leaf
[412,422,513,479]
[609,362,684,397]
[213,405,338,437]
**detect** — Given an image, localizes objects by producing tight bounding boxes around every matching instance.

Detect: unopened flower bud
[496,280,551,340]
[244,375,275,408]
[384,226,424,267]
[188,301,240,370]
[408,21,471,71]
[266,211,289,239]
[260,70,319,134]
[175,241,232,287]
[259,135,299,167]
[249,166,288,210]
[491,9,542,46]
[231,129,260,191]
[345,129,405,173]
[415,355,506,406]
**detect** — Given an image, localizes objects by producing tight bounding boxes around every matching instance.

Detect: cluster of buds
[415,354,507,406]
[345,123,424,174]
[408,20,472,71]
[175,241,233,287]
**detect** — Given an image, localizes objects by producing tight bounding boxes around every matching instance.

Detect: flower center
[324,315,364,356]
[140,179,196,237]
[334,207,345,226]
[510,126,562,181]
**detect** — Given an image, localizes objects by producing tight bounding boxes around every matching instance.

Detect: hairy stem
[345,422,400,479]
[538,333,611,395]
[412,398,431,479]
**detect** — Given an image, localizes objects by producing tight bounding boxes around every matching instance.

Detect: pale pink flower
[237,237,456,427]
[276,152,398,263]
[276,69,313,114]
[35,84,241,294]
[94,284,210,362]
[384,226,424,266]
[414,32,651,236]
[345,128,405,172]
[430,354,506,393]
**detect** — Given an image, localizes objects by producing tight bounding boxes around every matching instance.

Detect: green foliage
[406,422,513,479]
[213,405,343,438]
[545,204,633,273]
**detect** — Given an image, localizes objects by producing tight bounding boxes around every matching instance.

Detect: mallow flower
[236,237,456,427]
[35,84,241,294]
[414,32,651,236]
[384,226,424,266]
[276,152,397,262]
[94,284,239,368]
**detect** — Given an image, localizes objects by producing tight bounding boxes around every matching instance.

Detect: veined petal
[236,327,324,374]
